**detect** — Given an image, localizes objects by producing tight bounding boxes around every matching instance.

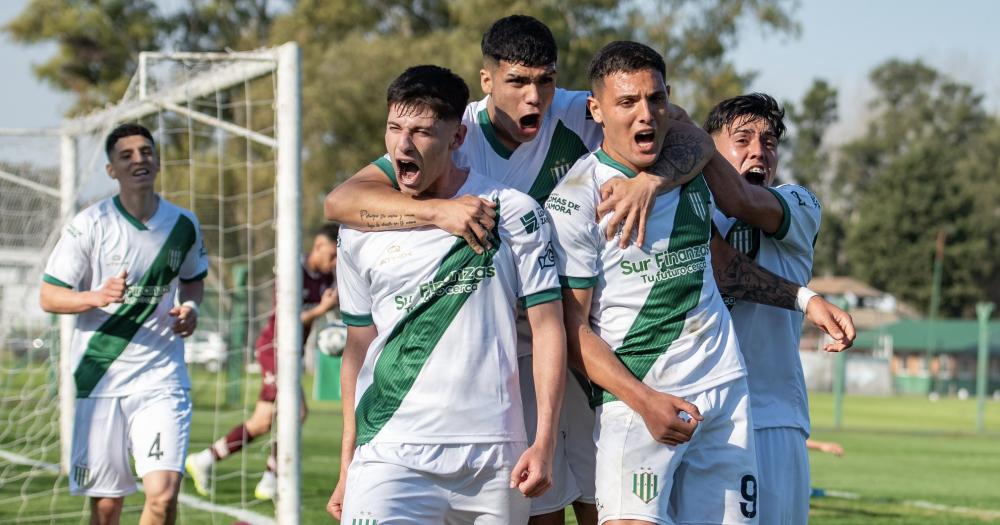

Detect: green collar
[113,195,150,231]
[595,149,638,178]
[477,108,514,159]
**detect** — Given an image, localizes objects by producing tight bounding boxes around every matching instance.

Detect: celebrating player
[549,41,854,525]
[185,225,340,500]
[703,93,853,524]
[39,123,208,525]
[323,16,709,525]
[327,65,566,524]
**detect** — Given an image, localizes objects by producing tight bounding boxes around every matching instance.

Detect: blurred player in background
[185,224,339,500]
[40,123,208,525]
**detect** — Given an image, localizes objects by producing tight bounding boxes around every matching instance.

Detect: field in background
[3,366,999,524]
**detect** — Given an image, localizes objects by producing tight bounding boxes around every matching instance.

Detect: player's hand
[318,287,339,313]
[510,442,553,498]
[169,304,198,337]
[431,195,497,254]
[804,296,856,352]
[326,477,346,520]
[598,174,660,249]
[89,270,128,307]
[635,390,703,446]
[817,441,844,456]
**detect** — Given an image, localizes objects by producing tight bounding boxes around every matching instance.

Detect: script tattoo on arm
[359,209,419,230]
[713,241,798,311]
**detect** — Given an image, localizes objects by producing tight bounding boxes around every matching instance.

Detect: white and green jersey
[337,171,561,446]
[547,150,745,403]
[454,89,603,203]
[713,184,821,433]
[43,195,209,398]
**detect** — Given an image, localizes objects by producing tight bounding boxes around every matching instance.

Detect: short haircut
[703,93,786,141]
[316,223,339,243]
[105,123,155,161]
[588,41,666,91]
[481,15,557,68]
[386,65,469,122]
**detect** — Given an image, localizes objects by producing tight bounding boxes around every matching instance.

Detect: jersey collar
[477,107,514,160]
[595,149,638,179]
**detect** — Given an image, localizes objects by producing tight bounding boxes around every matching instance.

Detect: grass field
[3,361,1000,524]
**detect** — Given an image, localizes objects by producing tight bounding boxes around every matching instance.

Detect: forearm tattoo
[714,249,797,310]
[359,209,418,229]
[649,131,704,182]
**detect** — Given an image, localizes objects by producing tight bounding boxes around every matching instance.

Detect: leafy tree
[840,59,998,317]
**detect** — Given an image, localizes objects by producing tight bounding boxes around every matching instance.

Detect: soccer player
[327,64,566,524]
[549,41,854,525]
[703,93,838,524]
[185,224,340,500]
[323,16,708,525]
[39,123,208,525]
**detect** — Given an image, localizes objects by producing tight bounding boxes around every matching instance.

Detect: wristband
[181,300,200,315]
[796,287,818,313]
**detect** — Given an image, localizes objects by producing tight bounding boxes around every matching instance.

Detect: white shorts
[754,427,809,525]
[70,388,192,497]
[341,442,530,524]
[594,377,758,525]
[519,354,597,515]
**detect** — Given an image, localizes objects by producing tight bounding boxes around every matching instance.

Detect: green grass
[3,361,1000,523]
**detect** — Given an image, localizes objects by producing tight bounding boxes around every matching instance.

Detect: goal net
[0,44,303,524]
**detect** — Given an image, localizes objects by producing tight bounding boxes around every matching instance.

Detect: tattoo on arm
[714,249,797,310]
[359,209,418,229]
[649,131,704,182]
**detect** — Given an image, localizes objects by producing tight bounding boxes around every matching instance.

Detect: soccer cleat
[254,471,276,501]
[185,453,212,496]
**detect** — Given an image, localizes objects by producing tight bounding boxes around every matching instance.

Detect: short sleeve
[499,191,561,309]
[43,213,93,290]
[554,89,603,150]
[179,214,209,282]
[545,174,601,289]
[371,154,399,190]
[336,229,374,326]
[767,184,822,255]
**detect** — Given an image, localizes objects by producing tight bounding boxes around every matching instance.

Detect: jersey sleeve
[555,89,603,150]
[42,212,93,290]
[767,184,822,255]
[371,154,400,190]
[179,214,209,282]
[545,173,601,289]
[336,229,374,326]
[499,190,562,309]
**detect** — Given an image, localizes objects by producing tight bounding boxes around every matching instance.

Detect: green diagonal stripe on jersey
[526,120,589,203]
[74,214,198,398]
[354,203,502,445]
[594,176,712,405]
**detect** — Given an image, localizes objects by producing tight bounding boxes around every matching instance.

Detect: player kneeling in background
[40,123,209,525]
[326,64,566,524]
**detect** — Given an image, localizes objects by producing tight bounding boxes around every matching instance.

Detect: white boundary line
[822,489,1000,521]
[0,448,276,525]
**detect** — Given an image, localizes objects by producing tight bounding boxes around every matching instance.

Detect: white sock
[195,449,214,468]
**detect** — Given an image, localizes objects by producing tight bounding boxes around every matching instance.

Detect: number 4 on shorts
[148,432,164,460]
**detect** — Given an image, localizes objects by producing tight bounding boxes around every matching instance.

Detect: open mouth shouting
[518,113,541,135]
[743,166,768,186]
[396,158,421,186]
[634,129,657,154]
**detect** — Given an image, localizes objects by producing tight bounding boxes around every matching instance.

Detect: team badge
[687,192,709,222]
[725,220,760,260]
[632,467,658,503]
[167,248,182,272]
[73,464,93,489]
[351,511,378,525]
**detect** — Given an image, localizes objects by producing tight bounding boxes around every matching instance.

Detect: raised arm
[703,152,784,234]
[327,324,377,520]
[510,300,566,498]
[562,287,702,446]
[324,164,497,253]
[710,233,855,351]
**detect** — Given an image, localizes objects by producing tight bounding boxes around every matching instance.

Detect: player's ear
[480,64,493,95]
[451,123,467,151]
[588,95,604,127]
[105,163,115,179]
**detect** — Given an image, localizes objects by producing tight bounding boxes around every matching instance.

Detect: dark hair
[588,41,666,91]
[703,93,786,141]
[386,65,469,122]
[105,123,155,161]
[316,223,339,242]
[481,15,557,68]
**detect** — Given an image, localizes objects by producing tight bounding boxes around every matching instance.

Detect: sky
[2,0,1000,141]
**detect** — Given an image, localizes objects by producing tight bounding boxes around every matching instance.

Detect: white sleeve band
[181,300,200,314]
[796,287,819,313]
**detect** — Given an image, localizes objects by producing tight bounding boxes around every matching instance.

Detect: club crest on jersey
[167,248,182,272]
[632,467,658,503]
[725,221,760,260]
[73,464,93,489]
[351,511,377,525]
[687,193,709,222]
